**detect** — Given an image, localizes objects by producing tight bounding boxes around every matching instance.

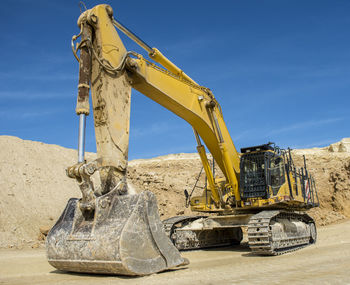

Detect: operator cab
[240,143,285,199]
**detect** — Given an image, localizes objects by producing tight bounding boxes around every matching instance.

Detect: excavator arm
[75,4,241,206]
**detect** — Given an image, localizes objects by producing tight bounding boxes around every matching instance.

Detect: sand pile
[328,138,350,152]
[293,147,350,225]
[0,135,349,248]
[128,153,205,219]
[0,136,95,248]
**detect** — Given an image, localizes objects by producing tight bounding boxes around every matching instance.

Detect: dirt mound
[128,153,204,219]
[0,136,94,248]
[293,147,350,225]
[0,135,349,248]
[328,138,350,152]
[129,145,350,226]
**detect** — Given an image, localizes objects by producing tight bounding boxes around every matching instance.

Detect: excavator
[46,4,319,276]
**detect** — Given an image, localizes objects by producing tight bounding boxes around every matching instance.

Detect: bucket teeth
[46,191,187,276]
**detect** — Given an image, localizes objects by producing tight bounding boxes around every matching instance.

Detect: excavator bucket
[46,190,187,276]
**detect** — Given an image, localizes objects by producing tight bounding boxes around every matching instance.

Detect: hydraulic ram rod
[112,18,198,85]
[77,114,86,163]
[76,23,92,163]
[112,19,153,54]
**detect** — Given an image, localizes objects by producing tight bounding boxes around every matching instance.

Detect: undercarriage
[163,210,316,255]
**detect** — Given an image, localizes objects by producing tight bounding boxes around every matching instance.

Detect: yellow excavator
[46,4,319,276]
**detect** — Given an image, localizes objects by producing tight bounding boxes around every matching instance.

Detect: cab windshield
[240,153,267,198]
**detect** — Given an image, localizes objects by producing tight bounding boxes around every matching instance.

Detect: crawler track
[163,216,207,250]
[163,216,243,250]
[163,216,199,239]
[248,210,316,255]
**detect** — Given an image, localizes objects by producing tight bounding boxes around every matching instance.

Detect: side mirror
[184,189,189,200]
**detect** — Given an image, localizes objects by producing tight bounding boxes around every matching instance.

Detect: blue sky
[1,0,349,159]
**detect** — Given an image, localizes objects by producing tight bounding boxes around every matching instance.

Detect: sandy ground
[0,220,349,285]
[0,136,349,284]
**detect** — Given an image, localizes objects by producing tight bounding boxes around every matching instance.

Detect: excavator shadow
[198,242,276,258]
[49,266,189,278]
[49,269,138,279]
[240,252,270,258]
[198,242,252,255]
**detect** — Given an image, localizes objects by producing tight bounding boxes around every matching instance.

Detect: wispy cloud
[290,138,339,149]
[0,49,76,82]
[130,144,195,160]
[130,122,181,138]
[233,129,252,140]
[267,117,344,135]
[162,35,220,57]
[300,66,350,79]
[202,47,350,86]
[0,109,63,119]
[0,90,74,100]
[0,71,76,81]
